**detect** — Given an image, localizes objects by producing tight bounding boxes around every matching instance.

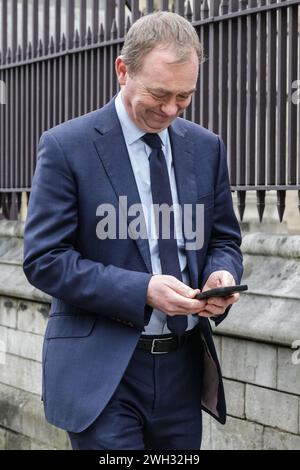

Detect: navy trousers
[68,326,204,450]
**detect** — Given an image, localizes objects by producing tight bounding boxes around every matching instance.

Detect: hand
[146,275,207,317]
[197,270,240,319]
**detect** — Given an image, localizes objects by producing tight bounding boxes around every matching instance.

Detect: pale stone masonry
[0,221,300,449]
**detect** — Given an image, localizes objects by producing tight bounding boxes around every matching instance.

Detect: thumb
[169,278,200,298]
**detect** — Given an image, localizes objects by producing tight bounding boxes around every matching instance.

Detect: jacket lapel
[93,101,153,274]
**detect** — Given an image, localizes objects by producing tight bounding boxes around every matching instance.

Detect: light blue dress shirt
[115,92,199,334]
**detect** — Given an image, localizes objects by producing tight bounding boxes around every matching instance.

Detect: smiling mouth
[151,111,170,119]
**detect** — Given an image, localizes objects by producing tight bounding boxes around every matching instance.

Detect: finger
[167,277,200,299]
[207,293,240,308]
[167,291,207,314]
[197,310,219,318]
[202,304,225,315]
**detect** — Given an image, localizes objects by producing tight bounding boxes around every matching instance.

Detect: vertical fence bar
[92,0,99,43]
[9,48,14,190]
[175,0,185,16]
[20,0,29,190]
[218,0,229,145]
[276,3,287,187]
[117,0,126,38]
[66,0,75,50]
[80,0,87,46]
[205,0,221,132]
[131,0,140,23]
[246,0,257,188]
[25,42,32,189]
[11,0,18,62]
[22,0,28,55]
[43,0,50,55]
[256,0,267,220]
[146,0,154,13]
[183,1,193,122]
[227,0,239,185]
[236,0,247,190]
[15,46,21,191]
[1,0,8,64]
[287,4,298,186]
[110,19,118,99]
[256,0,267,187]
[266,0,277,187]
[193,0,201,21]
[55,0,61,52]
[32,0,39,57]
[160,0,169,11]
[199,0,209,129]
[105,0,115,40]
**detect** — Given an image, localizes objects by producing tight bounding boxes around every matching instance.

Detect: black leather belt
[137,326,198,354]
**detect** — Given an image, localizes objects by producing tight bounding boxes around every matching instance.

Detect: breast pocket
[45,314,97,339]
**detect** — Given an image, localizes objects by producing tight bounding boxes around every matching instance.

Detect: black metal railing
[0,0,300,222]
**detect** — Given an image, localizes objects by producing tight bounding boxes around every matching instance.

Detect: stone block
[222,337,277,388]
[263,426,300,450]
[277,346,300,395]
[0,353,41,395]
[0,296,17,328]
[246,384,299,434]
[6,328,43,362]
[209,415,264,450]
[223,379,245,418]
[17,300,49,336]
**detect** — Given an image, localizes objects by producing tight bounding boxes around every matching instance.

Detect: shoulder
[44,98,116,146]
[173,117,221,152]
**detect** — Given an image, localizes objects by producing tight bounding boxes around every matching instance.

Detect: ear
[115,56,128,86]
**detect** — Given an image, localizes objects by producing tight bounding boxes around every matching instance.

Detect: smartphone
[196,284,248,300]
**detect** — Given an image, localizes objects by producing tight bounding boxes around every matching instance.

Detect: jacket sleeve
[23,131,152,331]
[200,137,243,326]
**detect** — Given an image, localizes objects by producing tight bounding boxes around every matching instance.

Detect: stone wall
[202,233,300,450]
[0,221,71,449]
[0,221,299,449]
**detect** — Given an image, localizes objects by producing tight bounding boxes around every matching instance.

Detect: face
[115,46,199,133]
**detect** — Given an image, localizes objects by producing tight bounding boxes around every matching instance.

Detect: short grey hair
[120,11,203,75]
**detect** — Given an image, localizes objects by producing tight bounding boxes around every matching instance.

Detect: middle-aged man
[23,11,243,450]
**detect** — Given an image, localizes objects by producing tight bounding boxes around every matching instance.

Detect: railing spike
[256,190,266,222]
[86,26,92,45]
[74,29,80,48]
[237,191,246,221]
[50,36,55,54]
[276,190,286,223]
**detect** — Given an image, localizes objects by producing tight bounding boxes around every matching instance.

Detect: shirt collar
[115,91,168,147]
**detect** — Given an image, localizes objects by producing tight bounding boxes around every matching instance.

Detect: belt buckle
[151,336,173,354]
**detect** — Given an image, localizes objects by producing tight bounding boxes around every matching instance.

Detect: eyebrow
[147,87,197,95]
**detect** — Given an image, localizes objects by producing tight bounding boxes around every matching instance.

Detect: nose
[160,99,178,117]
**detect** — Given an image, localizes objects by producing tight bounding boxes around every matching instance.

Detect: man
[23,11,243,450]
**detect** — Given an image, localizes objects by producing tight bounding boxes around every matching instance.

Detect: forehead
[138,45,199,77]
[136,47,199,93]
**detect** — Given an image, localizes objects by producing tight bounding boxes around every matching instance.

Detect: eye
[178,94,192,100]
[151,93,166,100]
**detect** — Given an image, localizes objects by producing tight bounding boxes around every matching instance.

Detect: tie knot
[142,133,162,149]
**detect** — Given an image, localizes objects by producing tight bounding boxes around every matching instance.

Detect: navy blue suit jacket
[23,98,243,432]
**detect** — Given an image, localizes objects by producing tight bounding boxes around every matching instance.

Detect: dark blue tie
[142,133,187,337]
